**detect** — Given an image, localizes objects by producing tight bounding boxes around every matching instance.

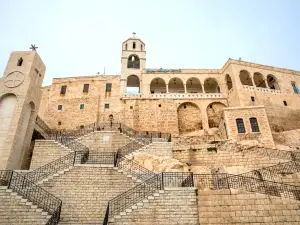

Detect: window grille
[106,83,112,92]
[250,117,260,132]
[236,118,245,133]
[292,82,299,94]
[60,85,67,95]
[83,84,89,93]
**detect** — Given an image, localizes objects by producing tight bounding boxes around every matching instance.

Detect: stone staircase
[30,140,72,169]
[39,165,138,224]
[128,142,173,158]
[0,186,50,225]
[197,189,300,224]
[109,188,199,225]
[76,131,137,153]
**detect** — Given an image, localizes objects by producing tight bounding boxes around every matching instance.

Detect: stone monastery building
[1,34,300,224]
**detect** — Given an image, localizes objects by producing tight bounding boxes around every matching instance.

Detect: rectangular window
[251,96,255,102]
[250,117,260,132]
[80,104,84,109]
[291,82,299,94]
[105,104,110,109]
[236,118,245,133]
[58,105,62,110]
[83,84,89,93]
[17,57,23,66]
[283,101,287,106]
[106,83,112,92]
[60,85,67,95]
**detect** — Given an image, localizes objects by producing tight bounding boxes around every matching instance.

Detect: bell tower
[0,47,46,169]
[120,32,146,95]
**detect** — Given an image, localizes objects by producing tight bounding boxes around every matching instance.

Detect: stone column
[166,84,169,93]
[251,76,256,89]
[201,84,205,93]
[184,84,187,93]
[264,79,269,88]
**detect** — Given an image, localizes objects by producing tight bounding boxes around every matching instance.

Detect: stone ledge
[164,187,197,191]
[74,164,114,168]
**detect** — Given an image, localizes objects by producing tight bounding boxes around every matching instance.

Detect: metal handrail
[193,173,300,201]
[162,172,194,188]
[231,144,300,161]
[237,160,300,183]
[119,123,171,144]
[0,170,62,225]
[117,155,156,182]
[106,174,162,222]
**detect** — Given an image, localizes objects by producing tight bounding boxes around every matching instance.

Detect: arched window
[236,118,245,133]
[168,78,184,93]
[253,72,266,88]
[150,78,166,93]
[133,42,136,49]
[127,55,140,69]
[267,75,280,90]
[17,57,23,66]
[207,102,226,128]
[204,78,220,93]
[126,75,140,94]
[291,82,299,94]
[249,117,260,132]
[239,70,253,86]
[225,74,232,90]
[186,77,202,93]
[125,44,128,50]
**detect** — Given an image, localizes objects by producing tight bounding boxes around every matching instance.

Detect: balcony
[242,85,281,94]
[122,92,223,99]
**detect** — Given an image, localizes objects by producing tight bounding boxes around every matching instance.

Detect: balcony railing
[0,170,62,225]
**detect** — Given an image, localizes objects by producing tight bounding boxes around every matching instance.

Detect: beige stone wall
[38,75,121,130]
[121,99,228,134]
[198,189,300,224]
[178,102,202,133]
[223,106,275,148]
[173,148,287,172]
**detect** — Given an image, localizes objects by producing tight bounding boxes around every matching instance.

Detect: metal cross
[132,32,136,37]
[30,44,38,51]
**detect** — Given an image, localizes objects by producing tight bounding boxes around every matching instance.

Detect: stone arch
[20,102,37,168]
[126,75,140,94]
[150,77,167,93]
[253,72,267,88]
[239,70,253,86]
[267,74,280,90]
[168,77,184,93]
[14,101,36,169]
[204,78,220,93]
[186,77,203,93]
[177,102,202,133]
[225,74,233,90]
[127,54,140,69]
[206,102,226,128]
[0,94,17,154]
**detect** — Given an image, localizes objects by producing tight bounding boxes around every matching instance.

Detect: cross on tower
[30,44,38,51]
[132,32,136,37]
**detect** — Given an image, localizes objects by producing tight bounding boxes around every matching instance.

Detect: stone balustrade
[242,85,281,94]
[122,93,223,99]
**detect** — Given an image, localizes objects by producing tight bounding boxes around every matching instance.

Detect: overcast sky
[0,0,299,86]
